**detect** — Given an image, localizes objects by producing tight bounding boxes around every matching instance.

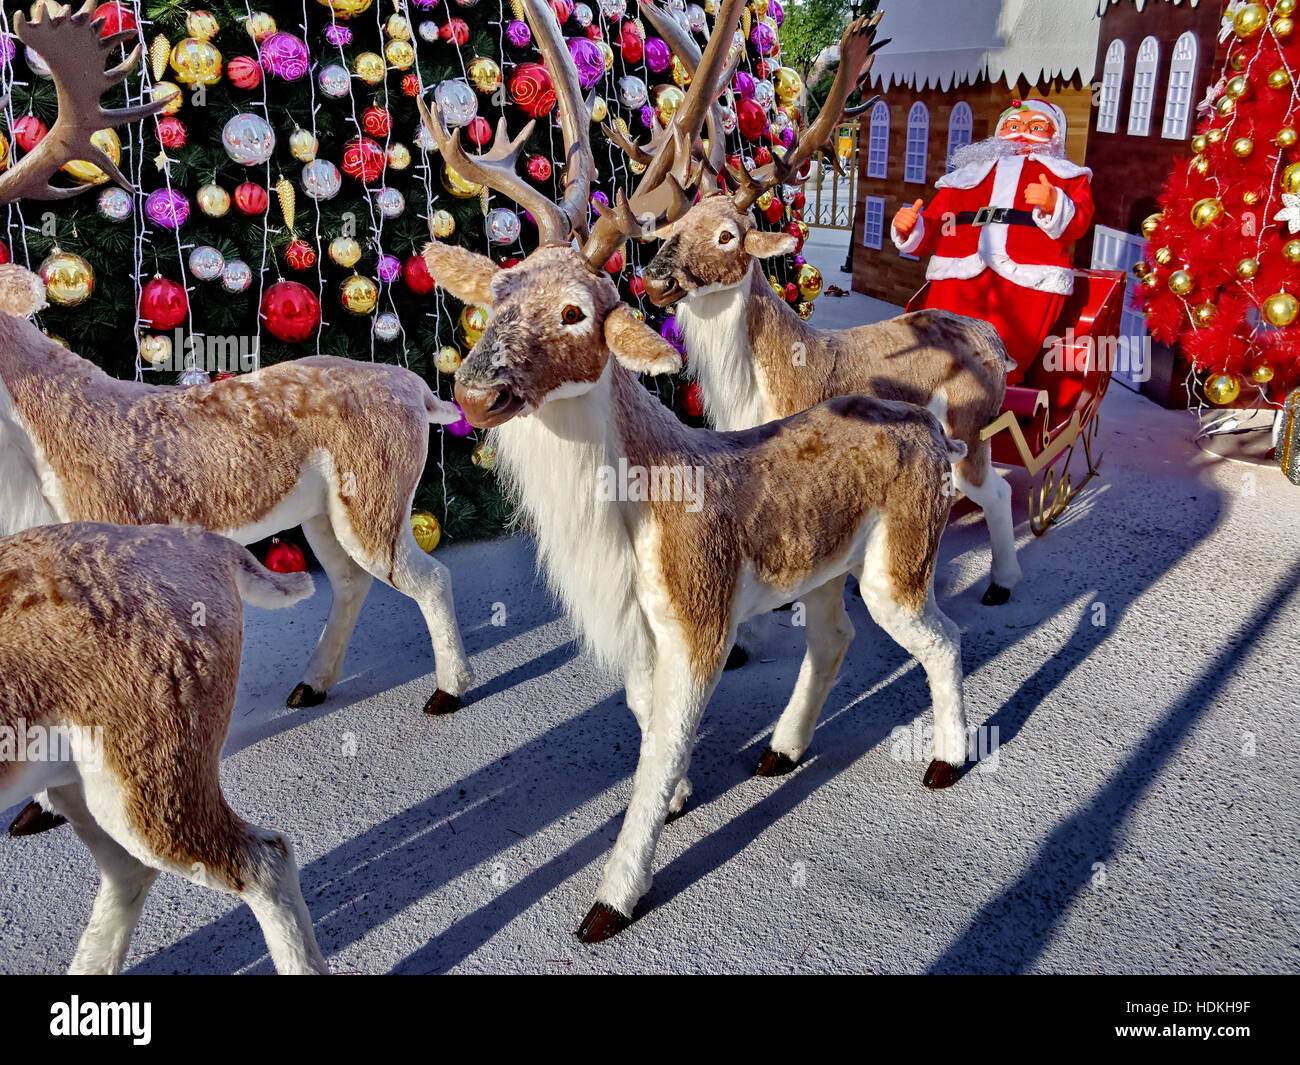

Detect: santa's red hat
[995,99,1068,140]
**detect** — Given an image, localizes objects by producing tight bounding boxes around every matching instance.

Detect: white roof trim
[1097,0,1201,14]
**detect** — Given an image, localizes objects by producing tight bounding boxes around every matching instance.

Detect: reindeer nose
[453,380,526,429]
[644,273,685,307]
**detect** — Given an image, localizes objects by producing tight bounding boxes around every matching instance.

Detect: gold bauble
[328,236,362,268]
[434,346,462,374]
[169,37,222,86]
[385,39,415,70]
[1205,374,1241,405]
[339,274,378,315]
[1168,269,1195,296]
[1192,302,1217,326]
[1230,52,1248,72]
[245,11,277,41]
[471,438,498,470]
[1269,68,1293,91]
[1285,239,1300,265]
[768,274,784,296]
[795,301,815,321]
[186,9,220,40]
[386,143,411,170]
[0,130,8,170]
[755,189,774,211]
[1280,0,1297,16]
[1234,2,1268,38]
[1279,127,1298,149]
[1232,136,1255,158]
[410,511,441,553]
[197,183,230,217]
[63,129,120,184]
[1191,134,1208,154]
[442,165,482,199]
[459,305,488,346]
[289,128,318,162]
[1191,155,1210,176]
[315,0,374,16]
[1190,197,1224,229]
[1141,213,1164,240]
[385,14,411,40]
[773,66,803,106]
[1206,128,1227,144]
[153,81,183,115]
[1225,75,1252,100]
[1244,189,1262,206]
[1274,17,1295,38]
[1217,96,1237,118]
[467,56,502,94]
[591,96,608,123]
[140,333,172,368]
[1249,363,1276,384]
[796,263,823,300]
[38,250,94,306]
[1263,291,1299,326]
[1237,257,1261,279]
[1284,162,1300,194]
[651,84,686,127]
[354,52,385,84]
[1154,246,1174,266]
[429,209,455,238]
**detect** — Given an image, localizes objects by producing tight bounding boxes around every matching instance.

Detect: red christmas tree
[1142,0,1300,406]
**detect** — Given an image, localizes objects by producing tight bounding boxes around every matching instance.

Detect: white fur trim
[892,216,926,255]
[937,151,1092,192]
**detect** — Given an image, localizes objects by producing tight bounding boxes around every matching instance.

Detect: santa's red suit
[892,126,1095,383]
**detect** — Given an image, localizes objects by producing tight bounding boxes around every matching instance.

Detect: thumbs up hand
[1024,174,1059,213]
[893,199,925,238]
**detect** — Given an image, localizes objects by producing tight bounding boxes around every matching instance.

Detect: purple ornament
[260,32,310,80]
[568,36,604,89]
[145,188,189,229]
[750,22,778,57]
[506,20,531,48]
[410,0,440,7]
[445,409,474,437]
[591,189,609,208]
[793,254,806,267]
[659,315,684,352]
[324,25,352,47]
[377,254,402,284]
[780,126,795,149]
[769,1,784,27]
[0,35,15,66]
[639,104,655,129]
[644,37,670,73]
[733,70,755,99]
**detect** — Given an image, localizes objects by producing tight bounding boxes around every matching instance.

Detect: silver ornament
[434,79,477,129]
[374,186,405,218]
[178,366,211,387]
[25,47,50,78]
[617,75,648,109]
[97,186,133,221]
[486,207,521,245]
[418,21,439,43]
[374,312,401,341]
[598,0,626,19]
[318,63,351,98]
[301,159,343,201]
[188,245,225,281]
[686,4,706,33]
[221,113,276,166]
[221,260,253,293]
[573,3,593,27]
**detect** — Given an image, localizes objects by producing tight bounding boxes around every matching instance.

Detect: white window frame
[1127,36,1160,137]
[904,102,929,184]
[1161,32,1198,140]
[866,101,890,179]
[947,101,973,170]
[1098,39,1126,134]
[1090,224,1150,391]
[862,196,885,250]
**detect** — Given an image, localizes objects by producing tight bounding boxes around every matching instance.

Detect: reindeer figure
[0,521,329,974]
[420,0,973,942]
[633,10,1023,608]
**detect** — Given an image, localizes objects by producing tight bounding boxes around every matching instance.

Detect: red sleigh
[907,269,1128,534]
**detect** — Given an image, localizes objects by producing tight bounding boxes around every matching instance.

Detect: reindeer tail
[228,543,315,610]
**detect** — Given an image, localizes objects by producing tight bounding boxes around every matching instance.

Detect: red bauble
[234,181,269,214]
[403,254,436,295]
[737,99,767,142]
[682,382,704,418]
[526,154,552,181]
[605,249,625,274]
[93,2,136,37]
[550,0,573,23]
[784,282,799,303]
[0,241,9,266]
[753,145,772,167]
[360,105,392,138]
[157,116,186,149]
[227,55,263,90]
[12,115,47,153]
[510,62,556,118]
[629,273,646,298]
[259,280,321,343]
[466,117,492,147]
[501,256,523,269]
[585,24,603,41]
[440,19,470,46]
[764,199,784,224]
[793,191,806,211]
[402,74,421,97]
[285,238,317,271]
[619,21,644,63]
[783,221,805,253]
[263,537,306,574]
[139,276,189,331]
[341,136,385,183]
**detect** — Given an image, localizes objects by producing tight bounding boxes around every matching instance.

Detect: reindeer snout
[453,380,527,429]
[644,272,685,307]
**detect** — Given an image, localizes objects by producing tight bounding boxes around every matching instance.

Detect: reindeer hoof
[665,804,689,825]
[724,645,749,671]
[287,683,326,709]
[423,689,462,716]
[980,583,1011,606]
[8,801,67,837]
[923,760,962,790]
[753,748,798,777]
[576,903,632,943]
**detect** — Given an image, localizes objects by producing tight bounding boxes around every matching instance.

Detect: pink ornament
[324,25,352,47]
[568,37,604,89]
[550,0,573,23]
[145,188,189,228]
[259,32,310,80]
[506,20,531,47]
[644,37,670,73]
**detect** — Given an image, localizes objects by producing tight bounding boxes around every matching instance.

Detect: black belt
[955,207,1038,227]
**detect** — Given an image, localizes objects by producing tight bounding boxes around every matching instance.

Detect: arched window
[904,102,930,184]
[866,100,890,179]
[1162,31,1199,139]
[1097,39,1126,134]
[1127,36,1160,137]
[947,101,973,170]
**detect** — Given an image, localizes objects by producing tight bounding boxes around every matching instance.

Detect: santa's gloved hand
[893,199,924,238]
[1024,175,1060,213]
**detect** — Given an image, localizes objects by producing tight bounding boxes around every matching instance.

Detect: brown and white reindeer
[635,10,1023,608]
[0,4,474,847]
[420,0,975,942]
[0,520,328,974]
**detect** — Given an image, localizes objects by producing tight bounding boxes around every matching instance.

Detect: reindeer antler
[581,0,748,271]
[731,12,888,210]
[418,0,595,247]
[0,1,175,204]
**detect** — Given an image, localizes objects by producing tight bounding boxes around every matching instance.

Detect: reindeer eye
[719,231,735,245]
[561,305,586,325]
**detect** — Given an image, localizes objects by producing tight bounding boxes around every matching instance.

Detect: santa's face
[998,112,1058,153]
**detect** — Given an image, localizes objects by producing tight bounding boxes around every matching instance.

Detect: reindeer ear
[605,304,682,376]
[422,242,500,306]
[743,230,799,258]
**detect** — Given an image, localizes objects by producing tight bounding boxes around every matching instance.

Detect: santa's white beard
[949,131,1067,172]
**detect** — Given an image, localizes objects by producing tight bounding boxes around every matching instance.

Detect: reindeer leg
[626,656,691,823]
[7,791,67,836]
[755,575,854,776]
[955,445,1021,606]
[578,642,720,942]
[287,516,374,709]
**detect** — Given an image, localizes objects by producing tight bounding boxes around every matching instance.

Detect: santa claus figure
[892,99,1095,382]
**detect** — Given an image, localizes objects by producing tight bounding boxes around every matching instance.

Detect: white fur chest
[0,376,62,535]
[676,272,773,431]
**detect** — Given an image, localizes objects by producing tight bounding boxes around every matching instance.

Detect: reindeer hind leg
[954,441,1020,606]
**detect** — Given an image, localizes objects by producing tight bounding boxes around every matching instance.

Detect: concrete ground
[1,231,1297,974]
